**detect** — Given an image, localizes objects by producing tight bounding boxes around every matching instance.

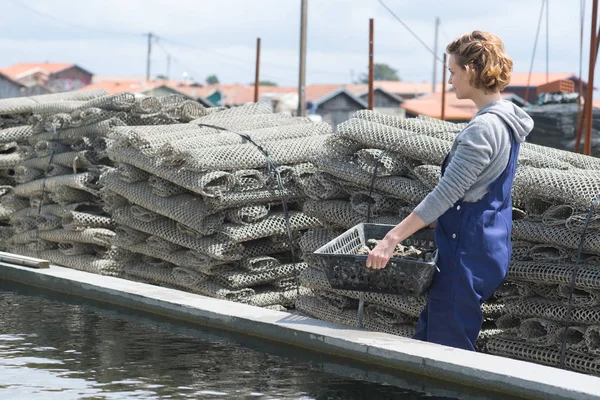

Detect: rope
[524,0,547,105]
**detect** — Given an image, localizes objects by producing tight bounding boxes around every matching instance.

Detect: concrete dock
[1,261,599,400]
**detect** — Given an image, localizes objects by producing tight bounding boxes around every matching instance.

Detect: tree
[206,74,220,85]
[249,80,278,86]
[156,74,168,80]
[359,63,401,83]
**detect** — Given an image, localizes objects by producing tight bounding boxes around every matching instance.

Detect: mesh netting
[502,297,600,325]
[13,172,99,197]
[512,220,600,255]
[101,169,223,235]
[296,294,417,337]
[0,146,35,169]
[147,176,189,197]
[303,200,404,231]
[10,245,122,276]
[508,261,600,290]
[116,163,150,183]
[217,212,321,243]
[212,262,305,289]
[585,326,600,357]
[349,191,405,217]
[518,318,562,346]
[10,228,114,247]
[112,206,243,260]
[354,148,408,177]
[514,167,600,211]
[486,336,600,375]
[411,165,441,190]
[312,158,429,203]
[107,147,236,197]
[203,186,306,211]
[248,287,309,308]
[124,261,181,288]
[19,150,97,170]
[225,205,270,225]
[301,172,348,201]
[554,325,589,353]
[175,135,329,172]
[0,89,108,115]
[159,122,331,162]
[174,277,255,303]
[58,242,97,256]
[0,125,34,144]
[62,211,115,231]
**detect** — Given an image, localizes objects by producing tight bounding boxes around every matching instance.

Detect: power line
[155,40,205,80]
[377,0,444,63]
[6,0,141,37]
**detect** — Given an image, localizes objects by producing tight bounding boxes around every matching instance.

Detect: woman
[365,31,534,351]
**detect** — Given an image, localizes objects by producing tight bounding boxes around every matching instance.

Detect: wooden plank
[0,251,50,269]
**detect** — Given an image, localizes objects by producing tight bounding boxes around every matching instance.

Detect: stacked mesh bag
[0,90,109,254]
[103,102,329,310]
[2,90,210,277]
[296,109,600,374]
[295,110,505,339]
[487,144,600,375]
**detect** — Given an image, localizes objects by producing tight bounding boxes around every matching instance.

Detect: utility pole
[584,0,598,156]
[146,32,153,81]
[254,38,261,103]
[167,55,171,81]
[432,17,440,93]
[441,53,447,120]
[368,18,374,111]
[298,0,308,117]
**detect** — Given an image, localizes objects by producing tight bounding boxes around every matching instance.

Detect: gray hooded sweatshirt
[413,99,534,226]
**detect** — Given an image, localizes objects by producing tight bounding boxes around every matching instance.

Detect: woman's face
[448,54,472,100]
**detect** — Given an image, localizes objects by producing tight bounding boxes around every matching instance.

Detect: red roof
[0,63,80,80]
[401,91,477,120]
[507,72,579,87]
[79,80,165,94]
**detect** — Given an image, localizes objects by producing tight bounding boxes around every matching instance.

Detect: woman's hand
[365,212,428,269]
[366,235,397,269]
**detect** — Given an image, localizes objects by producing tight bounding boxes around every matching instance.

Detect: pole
[254,38,261,103]
[433,17,440,93]
[584,0,598,156]
[575,24,600,153]
[298,0,308,117]
[167,55,171,81]
[146,32,153,81]
[368,18,374,111]
[546,0,549,83]
[441,53,447,120]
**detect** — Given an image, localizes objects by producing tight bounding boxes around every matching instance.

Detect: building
[401,91,526,122]
[80,79,213,107]
[0,71,50,98]
[0,63,93,93]
[504,73,588,104]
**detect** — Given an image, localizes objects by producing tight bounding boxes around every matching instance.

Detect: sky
[0,0,596,88]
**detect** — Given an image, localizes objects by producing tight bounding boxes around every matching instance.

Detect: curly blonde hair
[446,31,513,93]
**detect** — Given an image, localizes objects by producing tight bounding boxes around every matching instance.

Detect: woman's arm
[365,212,427,269]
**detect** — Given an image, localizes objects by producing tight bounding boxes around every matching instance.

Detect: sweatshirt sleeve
[413,119,495,225]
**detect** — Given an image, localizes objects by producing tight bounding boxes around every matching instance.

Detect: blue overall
[413,125,520,351]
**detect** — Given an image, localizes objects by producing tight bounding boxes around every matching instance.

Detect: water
[0,281,516,400]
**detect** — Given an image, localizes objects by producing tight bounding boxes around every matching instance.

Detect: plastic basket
[313,223,437,296]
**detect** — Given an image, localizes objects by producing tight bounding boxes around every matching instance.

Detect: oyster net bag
[10,246,122,276]
[159,122,331,161]
[296,294,417,338]
[354,148,408,177]
[13,172,99,197]
[10,228,115,247]
[502,297,600,325]
[108,147,236,197]
[248,287,310,308]
[517,317,562,346]
[20,150,97,170]
[553,325,589,353]
[0,125,34,144]
[217,212,321,243]
[312,158,429,203]
[225,205,270,225]
[176,135,329,172]
[101,169,223,235]
[486,336,600,375]
[62,210,114,231]
[124,261,182,288]
[585,325,600,357]
[174,277,255,303]
[204,186,306,211]
[302,172,348,201]
[0,89,108,116]
[303,200,404,231]
[111,206,243,261]
[512,220,600,255]
[212,262,306,289]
